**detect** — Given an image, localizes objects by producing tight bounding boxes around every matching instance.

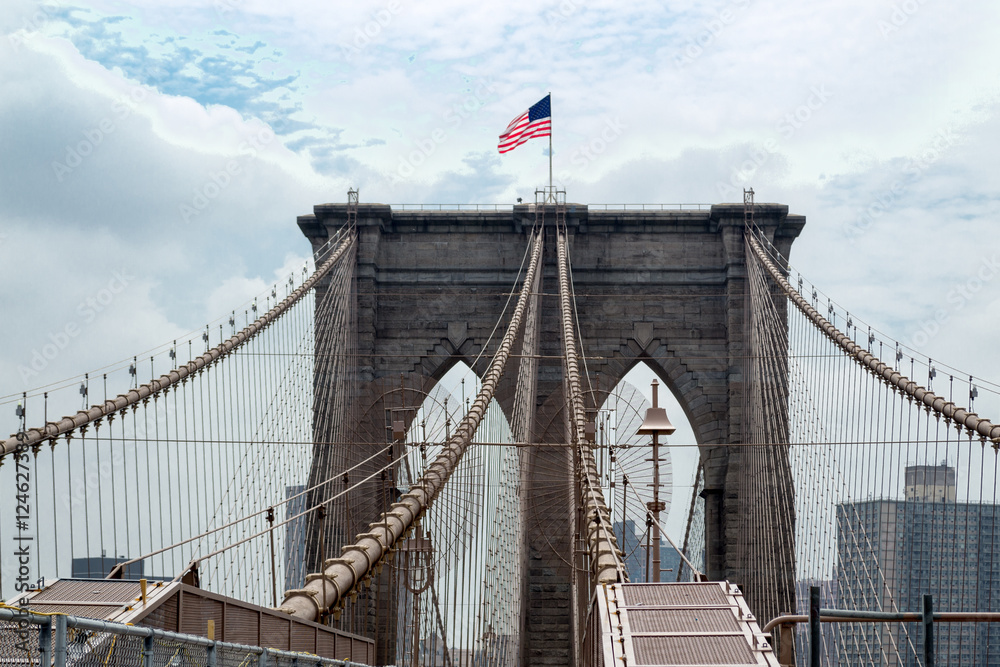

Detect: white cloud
[0,31,335,413]
[201,251,313,324]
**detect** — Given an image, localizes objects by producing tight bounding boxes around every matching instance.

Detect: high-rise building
[613,519,644,581]
[904,463,956,502]
[836,465,1000,666]
[613,518,684,582]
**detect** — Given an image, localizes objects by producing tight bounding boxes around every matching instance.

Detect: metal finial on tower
[347,188,358,231]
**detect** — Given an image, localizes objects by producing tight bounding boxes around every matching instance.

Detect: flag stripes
[498,95,551,154]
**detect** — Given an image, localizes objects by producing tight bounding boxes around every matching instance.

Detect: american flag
[498,95,551,154]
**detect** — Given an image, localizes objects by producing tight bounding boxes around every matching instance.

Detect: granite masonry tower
[298,200,804,666]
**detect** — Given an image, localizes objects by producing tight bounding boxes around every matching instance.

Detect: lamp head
[637,407,675,436]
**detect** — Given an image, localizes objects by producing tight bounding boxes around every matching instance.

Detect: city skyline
[836,464,1000,666]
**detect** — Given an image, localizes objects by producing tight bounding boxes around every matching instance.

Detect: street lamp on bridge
[636,379,675,583]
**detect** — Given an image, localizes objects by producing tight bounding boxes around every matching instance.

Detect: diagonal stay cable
[168,440,429,583]
[1,232,356,457]
[278,228,545,621]
[747,231,1000,446]
[106,438,396,578]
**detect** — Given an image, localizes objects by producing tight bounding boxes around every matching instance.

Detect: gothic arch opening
[394,360,520,664]
[595,362,700,582]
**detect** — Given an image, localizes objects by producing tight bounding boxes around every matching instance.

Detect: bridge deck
[586,581,780,667]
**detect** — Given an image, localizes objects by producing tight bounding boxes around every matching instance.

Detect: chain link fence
[0,607,370,667]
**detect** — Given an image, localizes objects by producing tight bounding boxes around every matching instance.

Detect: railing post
[923,594,934,667]
[53,615,67,667]
[143,634,154,667]
[38,617,51,667]
[258,647,270,667]
[809,586,820,667]
[207,641,217,667]
[267,506,278,608]
[777,622,796,667]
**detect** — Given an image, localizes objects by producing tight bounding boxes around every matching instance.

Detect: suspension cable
[278,228,545,621]
[747,231,1000,446]
[1,232,357,457]
[555,228,627,586]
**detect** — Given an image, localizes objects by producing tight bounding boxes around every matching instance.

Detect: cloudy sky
[2,0,1000,433]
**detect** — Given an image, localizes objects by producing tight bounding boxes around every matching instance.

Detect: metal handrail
[763,609,1000,633]
[386,203,714,211]
[765,603,1000,667]
[388,204,514,211]
[587,203,713,211]
[0,606,371,666]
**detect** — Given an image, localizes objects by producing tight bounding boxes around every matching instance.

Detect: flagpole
[548,92,553,202]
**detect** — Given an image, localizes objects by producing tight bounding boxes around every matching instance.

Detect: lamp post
[636,379,675,582]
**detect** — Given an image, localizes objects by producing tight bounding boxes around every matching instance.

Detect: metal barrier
[587,203,713,210]
[388,203,515,211]
[0,606,371,667]
[387,203,714,211]
[764,588,1000,667]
